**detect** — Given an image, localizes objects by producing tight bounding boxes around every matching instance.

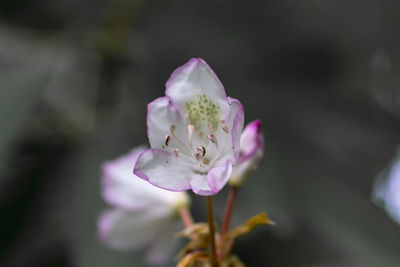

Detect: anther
[174,148,179,157]
[208,125,215,133]
[194,146,206,160]
[222,125,229,133]
[207,134,217,145]
[164,134,172,146]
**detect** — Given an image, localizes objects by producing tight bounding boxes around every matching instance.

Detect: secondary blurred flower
[134,58,244,195]
[229,120,264,187]
[373,148,400,224]
[98,146,190,264]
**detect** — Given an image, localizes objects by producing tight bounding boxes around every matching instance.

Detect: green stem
[206,196,218,267]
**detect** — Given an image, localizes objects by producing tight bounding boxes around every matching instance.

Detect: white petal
[98,208,170,250]
[147,96,189,151]
[214,97,244,166]
[229,120,264,186]
[135,148,229,196]
[189,161,232,195]
[134,149,195,191]
[165,58,230,123]
[146,216,183,264]
[207,160,233,193]
[102,146,188,210]
[190,174,216,196]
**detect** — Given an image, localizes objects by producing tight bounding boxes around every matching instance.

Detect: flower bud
[229,120,264,187]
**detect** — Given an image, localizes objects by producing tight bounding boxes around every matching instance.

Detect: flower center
[160,95,231,173]
[185,94,221,131]
[162,121,230,173]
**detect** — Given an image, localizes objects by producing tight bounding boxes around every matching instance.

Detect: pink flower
[134,58,244,195]
[229,120,264,187]
[98,146,190,264]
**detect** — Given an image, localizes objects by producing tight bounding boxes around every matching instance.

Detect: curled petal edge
[227,97,245,162]
[207,160,233,193]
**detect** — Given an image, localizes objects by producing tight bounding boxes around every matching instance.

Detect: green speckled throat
[185,94,221,130]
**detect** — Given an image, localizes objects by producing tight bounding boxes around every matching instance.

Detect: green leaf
[225,213,274,241]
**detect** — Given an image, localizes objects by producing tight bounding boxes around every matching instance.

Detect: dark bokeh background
[1,1,400,266]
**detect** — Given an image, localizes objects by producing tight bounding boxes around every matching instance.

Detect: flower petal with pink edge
[135,148,232,195]
[239,119,264,162]
[207,160,233,193]
[228,97,245,160]
[165,58,230,118]
[134,149,194,192]
[189,174,217,196]
[213,97,244,167]
[147,96,188,149]
[229,120,264,187]
[102,146,185,210]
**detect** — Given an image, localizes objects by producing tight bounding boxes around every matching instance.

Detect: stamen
[194,146,206,160]
[187,123,195,148]
[208,124,215,133]
[207,134,218,145]
[174,148,179,157]
[170,124,191,152]
[222,125,229,133]
[164,134,172,147]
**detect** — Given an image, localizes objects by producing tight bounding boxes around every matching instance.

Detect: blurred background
[1,0,400,266]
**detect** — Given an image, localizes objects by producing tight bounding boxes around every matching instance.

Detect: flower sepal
[177,213,274,267]
[177,223,210,260]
